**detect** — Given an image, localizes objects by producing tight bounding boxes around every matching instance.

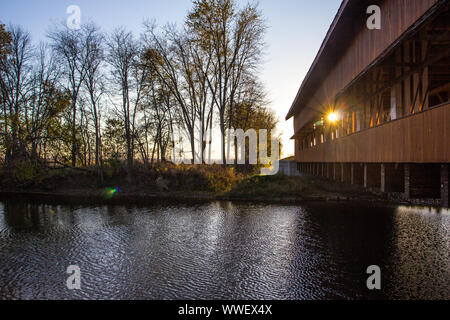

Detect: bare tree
[25,43,68,162]
[83,25,105,176]
[107,27,147,172]
[0,1,273,174]
[186,0,267,164]
[48,23,93,167]
[143,23,214,163]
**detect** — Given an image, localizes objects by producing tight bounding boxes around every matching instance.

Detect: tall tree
[25,44,69,162]
[0,24,12,162]
[142,24,198,162]
[48,23,92,167]
[186,0,267,164]
[107,27,147,172]
[83,25,105,174]
[0,25,33,162]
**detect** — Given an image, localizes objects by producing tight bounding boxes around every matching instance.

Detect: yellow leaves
[0,24,12,58]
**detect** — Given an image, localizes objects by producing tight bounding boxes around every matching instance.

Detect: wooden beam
[429,82,450,96]
[334,0,450,102]
[363,45,450,104]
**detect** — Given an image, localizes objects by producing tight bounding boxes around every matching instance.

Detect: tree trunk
[71,99,77,167]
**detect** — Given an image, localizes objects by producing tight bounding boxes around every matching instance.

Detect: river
[0,199,449,300]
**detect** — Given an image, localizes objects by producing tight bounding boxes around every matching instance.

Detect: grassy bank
[227,174,382,201]
[0,161,389,205]
[0,161,243,193]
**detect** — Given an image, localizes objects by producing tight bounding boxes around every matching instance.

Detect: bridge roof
[286,0,360,120]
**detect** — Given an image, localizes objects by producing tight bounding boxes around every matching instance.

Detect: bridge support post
[334,163,341,182]
[351,164,354,184]
[343,164,351,183]
[364,164,368,188]
[352,163,364,185]
[341,164,345,183]
[441,164,449,208]
[404,164,411,199]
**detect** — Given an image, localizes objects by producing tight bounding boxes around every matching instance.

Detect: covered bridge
[286,0,450,206]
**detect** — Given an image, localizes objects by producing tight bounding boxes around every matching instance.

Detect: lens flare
[327,112,339,123]
[104,187,122,199]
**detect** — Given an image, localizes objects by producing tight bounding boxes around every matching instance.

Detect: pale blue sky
[0,0,342,157]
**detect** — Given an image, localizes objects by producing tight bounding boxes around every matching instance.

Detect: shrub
[228,173,306,197]
[135,163,244,193]
[102,158,124,178]
[203,165,242,193]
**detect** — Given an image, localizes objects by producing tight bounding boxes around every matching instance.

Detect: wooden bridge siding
[314,0,438,108]
[294,0,439,131]
[295,102,450,163]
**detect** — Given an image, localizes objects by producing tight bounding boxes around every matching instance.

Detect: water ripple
[0,201,449,300]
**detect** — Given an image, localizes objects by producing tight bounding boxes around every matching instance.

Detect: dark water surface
[0,199,449,300]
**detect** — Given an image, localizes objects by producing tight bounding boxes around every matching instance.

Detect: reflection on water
[0,200,449,300]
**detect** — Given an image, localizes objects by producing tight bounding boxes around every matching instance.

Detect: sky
[0,0,342,157]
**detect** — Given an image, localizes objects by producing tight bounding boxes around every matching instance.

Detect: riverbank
[0,175,401,207]
[0,163,428,207]
[0,188,390,206]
